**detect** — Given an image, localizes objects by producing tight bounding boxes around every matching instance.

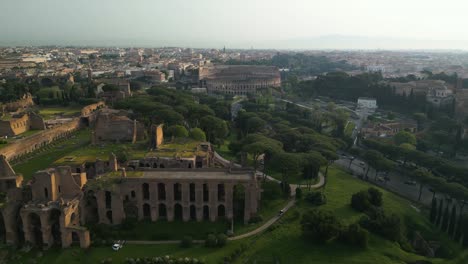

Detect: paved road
[335,156,436,207]
[126,173,325,245]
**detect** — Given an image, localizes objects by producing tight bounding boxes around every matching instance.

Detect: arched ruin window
[44,188,48,199]
[203,184,209,202]
[218,204,226,218]
[142,183,150,200]
[174,183,182,201]
[217,184,225,202]
[105,191,112,209]
[158,183,166,200]
[189,183,195,202]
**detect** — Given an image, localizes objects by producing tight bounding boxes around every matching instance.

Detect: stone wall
[2,93,34,112]
[81,101,105,116]
[0,112,46,137]
[0,117,82,161]
[83,169,259,225]
[150,124,164,149]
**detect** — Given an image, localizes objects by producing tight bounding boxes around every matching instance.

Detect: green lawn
[54,141,147,166]
[216,132,238,162]
[8,242,243,264]
[344,121,355,137]
[13,129,91,180]
[230,166,464,264]
[38,106,82,120]
[8,166,468,264]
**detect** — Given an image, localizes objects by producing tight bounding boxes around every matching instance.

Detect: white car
[112,240,125,251]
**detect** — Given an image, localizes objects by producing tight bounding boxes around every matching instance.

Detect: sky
[1,0,468,50]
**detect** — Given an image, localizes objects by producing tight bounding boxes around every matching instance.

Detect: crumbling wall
[0,118,82,161]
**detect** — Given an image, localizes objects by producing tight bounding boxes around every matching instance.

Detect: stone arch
[142,183,150,200]
[218,183,225,202]
[29,213,43,247]
[203,184,209,202]
[143,203,151,219]
[0,213,5,243]
[158,204,167,219]
[189,183,195,202]
[173,183,182,201]
[106,210,113,224]
[71,231,80,245]
[124,203,138,219]
[85,191,98,224]
[189,205,196,221]
[203,205,210,221]
[217,204,226,219]
[158,183,166,200]
[49,209,61,247]
[233,184,246,221]
[105,191,112,209]
[15,208,25,246]
[174,203,183,221]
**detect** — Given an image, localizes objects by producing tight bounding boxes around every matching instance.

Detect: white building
[357,97,378,109]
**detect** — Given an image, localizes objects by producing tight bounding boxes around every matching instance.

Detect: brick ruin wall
[2,94,34,113]
[0,113,46,137]
[0,117,82,161]
[81,101,105,116]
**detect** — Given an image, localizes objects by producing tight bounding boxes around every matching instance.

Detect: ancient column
[225,183,233,220]
[195,183,203,222]
[181,183,189,222]
[166,182,174,221]
[209,182,217,222]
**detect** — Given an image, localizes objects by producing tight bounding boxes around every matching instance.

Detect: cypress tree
[441,203,450,232]
[454,214,463,243]
[448,204,457,237]
[436,199,444,227]
[430,197,437,223]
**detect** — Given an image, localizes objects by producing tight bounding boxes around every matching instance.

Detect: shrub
[216,233,228,247]
[360,212,402,242]
[301,209,342,243]
[351,190,371,212]
[180,236,193,248]
[295,187,303,199]
[340,223,369,249]
[305,192,326,206]
[190,128,206,141]
[205,234,217,247]
[367,187,383,207]
[248,214,263,224]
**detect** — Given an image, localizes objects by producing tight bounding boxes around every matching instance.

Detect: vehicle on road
[404,180,417,186]
[112,240,125,251]
[278,209,285,216]
[359,162,365,166]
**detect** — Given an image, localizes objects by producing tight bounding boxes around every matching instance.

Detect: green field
[13,129,91,179]
[232,166,465,264]
[38,106,82,120]
[8,166,468,264]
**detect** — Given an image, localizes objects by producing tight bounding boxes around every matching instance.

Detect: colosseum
[198,65,281,95]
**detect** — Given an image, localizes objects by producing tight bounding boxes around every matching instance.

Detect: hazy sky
[1,0,468,49]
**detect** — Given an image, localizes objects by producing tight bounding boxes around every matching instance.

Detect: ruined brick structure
[198,65,281,95]
[0,103,105,162]
[0,163,91,249]
[93,109,145,143]
[82,168,259,226]
[0,112,46,137]
[150,124,164,149]
[1,93,34,113]
[0,148,260,249]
